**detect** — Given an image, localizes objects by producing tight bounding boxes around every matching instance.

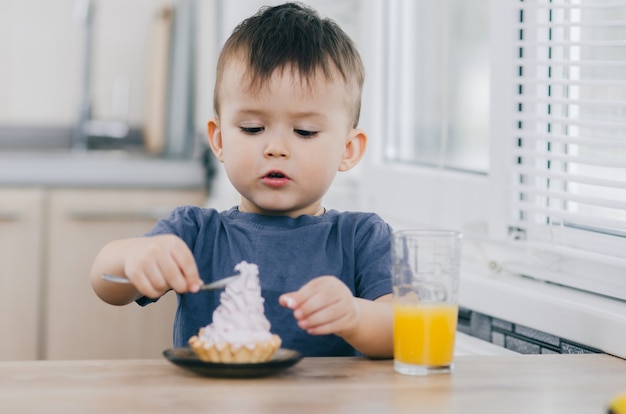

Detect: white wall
[0,0,173,127]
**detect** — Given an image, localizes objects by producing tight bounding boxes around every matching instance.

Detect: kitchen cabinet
[0,188,45,360]
[0,187,206,360]
[44,188,206,360]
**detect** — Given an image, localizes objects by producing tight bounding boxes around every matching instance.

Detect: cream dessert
[188,261,281,363]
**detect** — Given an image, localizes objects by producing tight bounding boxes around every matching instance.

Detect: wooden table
[1,354,626,413]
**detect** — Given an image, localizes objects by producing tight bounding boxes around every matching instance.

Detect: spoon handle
[100,273,240,291]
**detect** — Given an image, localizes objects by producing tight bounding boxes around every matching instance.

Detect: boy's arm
[90,234,202,306]
[342,294,393,358]
[90,238,146,306]
[279,277,394,358]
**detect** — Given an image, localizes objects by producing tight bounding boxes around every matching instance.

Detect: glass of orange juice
[392,230,462,375]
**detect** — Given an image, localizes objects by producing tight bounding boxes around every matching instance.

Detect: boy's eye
[241,126,264,134]
[295,129,318,138]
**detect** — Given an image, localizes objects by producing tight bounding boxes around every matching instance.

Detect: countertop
[0,151,206,189]
[2,352,625,413]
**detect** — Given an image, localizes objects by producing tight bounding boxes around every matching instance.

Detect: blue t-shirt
[139,206,392,357]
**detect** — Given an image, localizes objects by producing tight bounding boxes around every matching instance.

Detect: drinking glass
[392,229,462,375]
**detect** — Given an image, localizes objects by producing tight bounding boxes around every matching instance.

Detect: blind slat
[512,203,626,232]
[516,20,626,28]
[516,113,626,130]
[516,96,626,110]
[513,147,626,169]
[517,131,626,149]
[529,2,626,10]
[513,185,626,210]
[517,78,626,88]
[516,59,626,68]
[512,166,626,189]
[516,40,626,47]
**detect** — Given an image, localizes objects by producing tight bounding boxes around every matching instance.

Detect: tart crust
[188,330,282,363]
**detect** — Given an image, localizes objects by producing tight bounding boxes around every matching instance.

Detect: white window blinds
[512,0,626,298]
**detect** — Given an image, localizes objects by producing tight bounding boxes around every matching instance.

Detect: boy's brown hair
[214,2,365,127]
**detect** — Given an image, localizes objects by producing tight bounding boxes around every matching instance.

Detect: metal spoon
[101,273,240,291]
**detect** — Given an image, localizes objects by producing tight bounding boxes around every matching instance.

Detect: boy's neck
[237,204,326,217]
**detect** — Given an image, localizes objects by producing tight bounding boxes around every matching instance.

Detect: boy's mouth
[267,172,285,178]
[262,170,290,187]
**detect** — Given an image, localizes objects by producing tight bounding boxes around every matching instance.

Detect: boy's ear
[207,118,224,163]
[338,128,367,172]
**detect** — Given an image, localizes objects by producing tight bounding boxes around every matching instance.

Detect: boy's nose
[263,135,290,158]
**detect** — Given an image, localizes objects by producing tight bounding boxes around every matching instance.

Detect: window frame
[358,0,626,357]
[359,0,511,237]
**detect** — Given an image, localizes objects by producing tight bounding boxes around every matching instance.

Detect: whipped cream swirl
[198,261,274,349]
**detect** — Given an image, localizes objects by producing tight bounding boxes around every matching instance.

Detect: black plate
[163,347,303,378]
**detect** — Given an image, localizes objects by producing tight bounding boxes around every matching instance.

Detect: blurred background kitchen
[0,0,379,361]
[2,0,626,362]
[1,0,199,155]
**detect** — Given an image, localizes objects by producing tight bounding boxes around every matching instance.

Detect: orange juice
[393,302,458,366]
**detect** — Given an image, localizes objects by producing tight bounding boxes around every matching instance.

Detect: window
[510,0,626,299]
[363,0,626,301]
[382,0,490,173]
[514,1,626,257]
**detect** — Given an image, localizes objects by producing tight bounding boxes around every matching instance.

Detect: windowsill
[459,260,626,359]
[454,331,518,356]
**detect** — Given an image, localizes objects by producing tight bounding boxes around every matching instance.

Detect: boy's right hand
[123,234,202,298]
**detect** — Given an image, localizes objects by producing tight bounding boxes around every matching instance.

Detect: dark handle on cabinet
[0,211,20,221]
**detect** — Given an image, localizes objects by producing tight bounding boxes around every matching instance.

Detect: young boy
[91,2,393,358]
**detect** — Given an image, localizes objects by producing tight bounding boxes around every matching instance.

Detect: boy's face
[208,59,366,218]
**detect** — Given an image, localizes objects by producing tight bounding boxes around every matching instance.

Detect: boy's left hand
[279,276,359,336]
